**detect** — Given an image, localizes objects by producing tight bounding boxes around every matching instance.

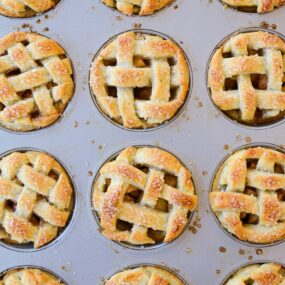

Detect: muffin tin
[0,0,284,284]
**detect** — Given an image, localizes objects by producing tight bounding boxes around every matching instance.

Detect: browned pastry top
[93,146,197,246]
[0,0,60,17]
[0,151,73,249]
[90,32,189,129]
[210,147,285,244]
[0,32,74,132]
[208,31,285,126]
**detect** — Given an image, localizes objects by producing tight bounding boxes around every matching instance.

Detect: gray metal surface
[0,0,284,284]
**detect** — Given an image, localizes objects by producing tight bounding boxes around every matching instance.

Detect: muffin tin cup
[105,263,189,285]
[209,142,285,248]
[88,29,193,133]
[0,265,68,284]
[0,147,78,253]
[0,31,76,135]
[90,144,196,251]
[220,260,285,285]
[205,26,285,130]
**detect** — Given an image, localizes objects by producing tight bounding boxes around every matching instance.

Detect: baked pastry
[90,31,189,129]
[92,146,197,246]
[106,266,185,285]
[0,267,64,284]
[220,0,284,13]
[224,263,285,284]
[101,0,173,16]
[208,31,285,126]
[0,31,74,132]
[0,150,74,249]
[209,146,285,244]
[0,0,60,18]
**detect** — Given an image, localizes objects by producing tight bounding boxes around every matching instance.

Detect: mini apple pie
[0,0,60,18]
[0,31,74,132]
[90,31,190,129]
[0,267,65,284]
[106,266,185,285]
[101,0,173,16]
[210,146,285,244]
[92,146,197,246]
[0,150,74,249]
[224,263,285,284]
[220,0,284,13]
[208,31,285,126]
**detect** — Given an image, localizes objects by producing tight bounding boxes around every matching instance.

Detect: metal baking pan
[0,0,285,284]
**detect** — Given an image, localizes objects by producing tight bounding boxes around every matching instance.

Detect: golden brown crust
[106,266,184,285]
[0,0,59,18]
[0,31,74,132]
[92,146,197,245]
[208,31,285,125]
[0,268,64,284]
[225,263,284,285]
[90,32,189,129]
[101,0,173,15]
[0,150,73,249]
[209,146,285,244]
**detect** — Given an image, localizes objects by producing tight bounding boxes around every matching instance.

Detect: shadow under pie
[222,262,285,285]
[0,31,75,133]
[105,264,187,285]
[207,28,285,128]
[209,144,285,246]
[89,30,191,131]
[91,146,197,249]
[0,149,75,251]
[0,0,61,18]
[0,266,67,284]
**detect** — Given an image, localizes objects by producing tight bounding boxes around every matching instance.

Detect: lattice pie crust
[93,146,197,246]
[224,263,285,285]
[90,31,189,129]
[0,0,60,18]
[0,150,74,249]
[0,32,74,132]
[208,31,285,126]
[210,146,285,244]
[0,268,64,284]
[106,266,185,285]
